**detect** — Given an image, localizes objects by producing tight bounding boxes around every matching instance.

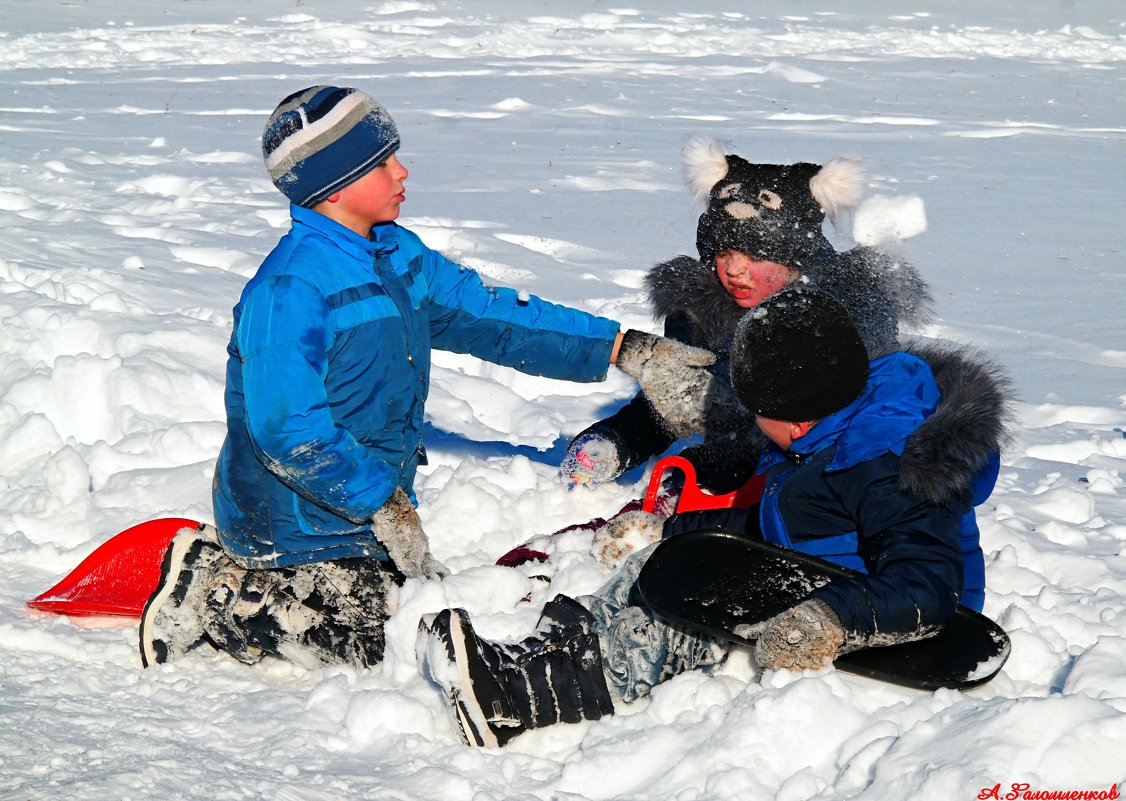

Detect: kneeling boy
[139,85,707,670]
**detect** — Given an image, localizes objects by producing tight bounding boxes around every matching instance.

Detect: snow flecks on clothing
[2,1,1125,799]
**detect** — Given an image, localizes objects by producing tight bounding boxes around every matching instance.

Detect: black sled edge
[636,529,1011,691]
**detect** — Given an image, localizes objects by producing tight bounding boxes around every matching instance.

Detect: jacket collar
[289,204,399,258]
[759,352,941,473]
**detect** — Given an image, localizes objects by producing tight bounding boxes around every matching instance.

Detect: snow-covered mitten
[753,598,846,672]
[615,329,723,438]
[371,487,448,580]
[590,510,665,569]
[561,431,624,489]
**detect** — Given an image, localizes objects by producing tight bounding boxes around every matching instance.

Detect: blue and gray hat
[262,85,400,208]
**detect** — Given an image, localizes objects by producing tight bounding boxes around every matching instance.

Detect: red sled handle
[642,455,765,515]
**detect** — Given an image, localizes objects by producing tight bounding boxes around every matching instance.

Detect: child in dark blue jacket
[139,85,706,670]
[418,287,1012,748]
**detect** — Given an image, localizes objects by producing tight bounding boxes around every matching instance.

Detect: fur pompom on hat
[682,138,866,271]
[730,287,870,423]
[263,85,400,208]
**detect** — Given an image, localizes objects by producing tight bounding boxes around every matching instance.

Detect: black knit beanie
[730,287,870,422]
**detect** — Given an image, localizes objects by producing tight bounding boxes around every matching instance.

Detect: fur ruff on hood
[900,340,1016,505]
[644,255,748,353]
[644,248,934,358]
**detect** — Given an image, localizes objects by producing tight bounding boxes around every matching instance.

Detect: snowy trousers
[198,541,399,669]
[581,544,729,703]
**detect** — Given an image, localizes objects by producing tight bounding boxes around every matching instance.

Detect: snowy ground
[1,1,1124,799]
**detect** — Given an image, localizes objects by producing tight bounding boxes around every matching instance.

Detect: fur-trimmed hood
[645,255,749,353]
[900,340,1016,505]
[644,248,934,359]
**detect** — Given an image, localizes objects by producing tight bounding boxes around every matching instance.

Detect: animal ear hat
[683,137,867,270]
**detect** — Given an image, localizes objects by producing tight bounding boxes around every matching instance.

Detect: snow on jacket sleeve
[808,453,968,640]
[419,246,619,382]
[236,273,398,524]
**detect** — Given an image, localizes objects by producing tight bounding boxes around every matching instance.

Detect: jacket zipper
[371,246,425,475]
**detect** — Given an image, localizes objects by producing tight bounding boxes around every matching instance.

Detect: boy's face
[324,154,409,233]
[715,250,799,308]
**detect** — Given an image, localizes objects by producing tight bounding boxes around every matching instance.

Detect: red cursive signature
[979,783,1120,801]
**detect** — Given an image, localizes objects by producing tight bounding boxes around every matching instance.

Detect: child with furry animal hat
[561,137,933,496]
[420,288,1013,749]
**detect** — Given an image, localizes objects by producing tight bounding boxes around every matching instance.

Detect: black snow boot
[203,557,396,669]
[418,594,615,748]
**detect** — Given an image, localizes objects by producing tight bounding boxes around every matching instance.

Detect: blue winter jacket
[756,352,989,636]
[214,205,619,568]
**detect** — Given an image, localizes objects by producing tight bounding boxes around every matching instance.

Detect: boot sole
[443,609,527,748]
[138,529,209,668]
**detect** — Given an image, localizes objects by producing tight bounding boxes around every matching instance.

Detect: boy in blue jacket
[418,287,1011,748]
[139,85,706,669]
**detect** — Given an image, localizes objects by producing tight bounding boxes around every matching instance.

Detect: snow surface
[2,1,1125,799]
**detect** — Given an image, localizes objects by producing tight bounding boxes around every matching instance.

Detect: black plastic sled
[637,529,1010,691]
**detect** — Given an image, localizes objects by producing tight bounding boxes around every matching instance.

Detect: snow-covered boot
[418,595,614,748]
[202,558,396,669]
[418,608,525,748]
[196,562,268,666]
[508,595,616,727]
[139,524,227,667]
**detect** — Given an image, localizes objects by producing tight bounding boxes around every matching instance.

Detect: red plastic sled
[27,517,203,618]
[641,455,765,514]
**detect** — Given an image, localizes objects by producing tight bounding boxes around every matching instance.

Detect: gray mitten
[590,510,665,568]
[371,487,448,580]
[753,598,846,672]
[615,329,736,438]
[560,431,624,489]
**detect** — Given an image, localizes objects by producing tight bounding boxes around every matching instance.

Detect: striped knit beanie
[262,86,400,208]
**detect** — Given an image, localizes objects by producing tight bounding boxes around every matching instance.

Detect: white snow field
[1,1,1123,799]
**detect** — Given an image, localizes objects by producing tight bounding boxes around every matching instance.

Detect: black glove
[371,488,448,580]
[615,329,732,438]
